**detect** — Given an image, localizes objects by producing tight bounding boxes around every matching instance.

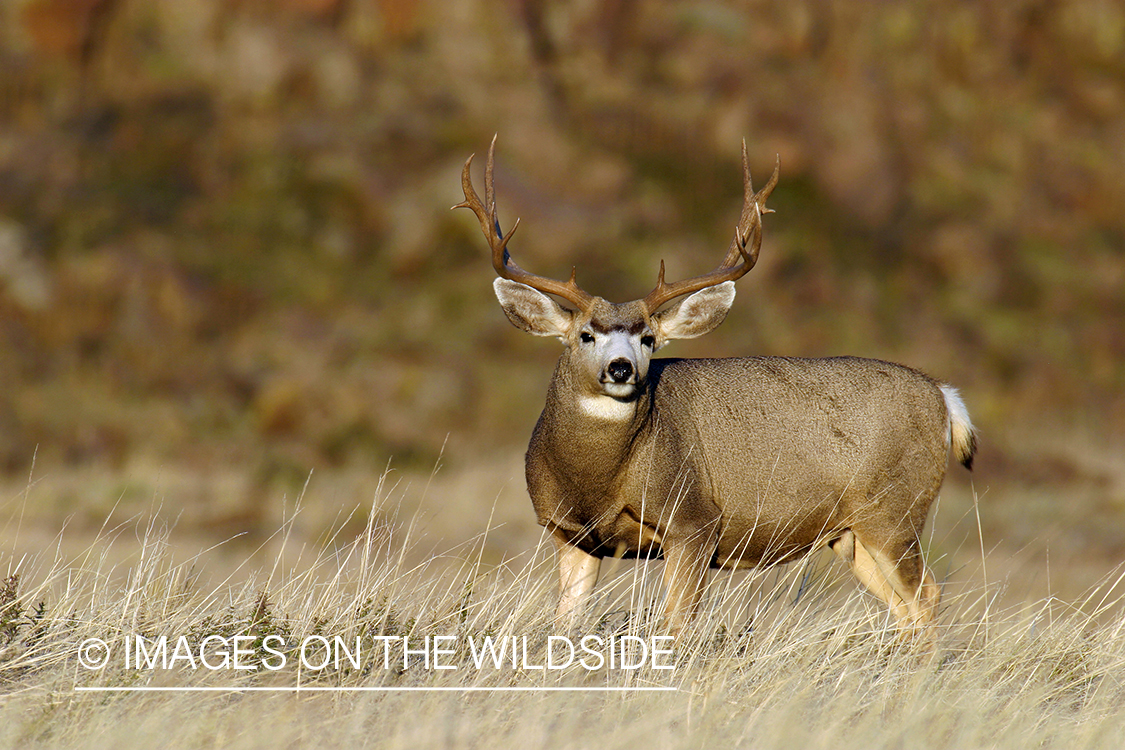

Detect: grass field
[3,464,1125,750]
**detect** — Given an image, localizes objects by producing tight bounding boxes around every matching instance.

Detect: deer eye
[580,332,595,344]
[641,335,655,348]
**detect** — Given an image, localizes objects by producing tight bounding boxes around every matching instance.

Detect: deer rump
[527,355,954,571]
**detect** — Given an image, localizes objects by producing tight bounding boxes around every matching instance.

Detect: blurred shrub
[0,0,1122,495]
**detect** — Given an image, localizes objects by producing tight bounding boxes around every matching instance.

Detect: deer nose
[606,358,634,383]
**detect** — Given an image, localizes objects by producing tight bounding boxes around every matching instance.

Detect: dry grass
[2,471,1125,750]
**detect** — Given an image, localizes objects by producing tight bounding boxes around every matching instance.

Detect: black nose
[607,358,634,383]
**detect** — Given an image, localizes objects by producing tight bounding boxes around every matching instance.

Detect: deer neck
[534,353,651,481]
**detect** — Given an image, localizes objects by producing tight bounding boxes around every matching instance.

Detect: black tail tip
[960,432,978,471]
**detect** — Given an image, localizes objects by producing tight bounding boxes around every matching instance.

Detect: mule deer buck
[456,138,976,639]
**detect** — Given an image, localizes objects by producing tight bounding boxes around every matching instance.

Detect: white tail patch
[940,384,977,469]
[578,395,636,421]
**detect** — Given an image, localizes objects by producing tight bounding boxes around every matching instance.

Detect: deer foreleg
[660,531,717,638]
[553,529,601,630]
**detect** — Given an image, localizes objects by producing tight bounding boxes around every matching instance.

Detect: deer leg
[863,538,941,637]
[830,530,911,625]
[844,533,939,642]
[553,529,601,630]
[660,530,716,637]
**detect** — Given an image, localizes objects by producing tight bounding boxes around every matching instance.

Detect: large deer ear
[652,281,736,340]
[494,278,575,339]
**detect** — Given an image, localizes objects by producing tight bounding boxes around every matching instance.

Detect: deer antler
[454,136,595,313]
[642,141,779,314]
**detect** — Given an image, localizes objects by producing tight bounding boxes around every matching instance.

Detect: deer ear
[493,278,575,339]
[653,281,736,340]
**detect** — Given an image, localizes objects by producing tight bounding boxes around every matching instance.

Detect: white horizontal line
[76,685,677,693]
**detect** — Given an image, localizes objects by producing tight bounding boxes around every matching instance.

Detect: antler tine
[718,140,755,267]
[725,150,779,268]
[453,138,594,312]
[643,146,779,314]
[484,135,500,239]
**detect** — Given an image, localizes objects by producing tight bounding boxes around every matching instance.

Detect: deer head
[455,137,779,406]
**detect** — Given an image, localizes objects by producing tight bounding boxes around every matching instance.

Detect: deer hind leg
[553,529,601,631]
[849,531,941,641]
[830,530,911,625]
[868,539,940,636]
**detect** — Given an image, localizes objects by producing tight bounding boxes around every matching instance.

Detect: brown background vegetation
[1,0,1123,591]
